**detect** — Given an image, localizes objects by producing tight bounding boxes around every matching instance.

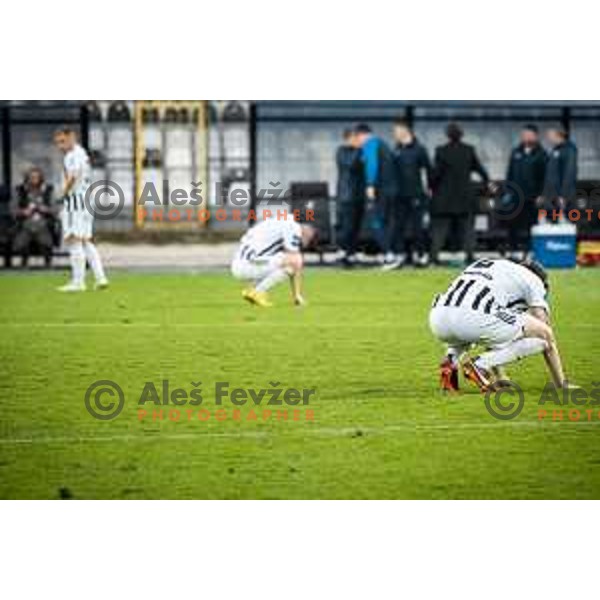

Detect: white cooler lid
[531,223,577,236]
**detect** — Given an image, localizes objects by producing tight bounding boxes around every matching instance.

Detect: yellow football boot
[242,288,273,307]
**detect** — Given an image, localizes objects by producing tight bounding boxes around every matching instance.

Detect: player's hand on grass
[293,294,307,307]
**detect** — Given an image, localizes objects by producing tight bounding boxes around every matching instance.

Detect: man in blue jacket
[353,123,398,260]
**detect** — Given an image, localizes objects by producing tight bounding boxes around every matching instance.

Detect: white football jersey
[238,218,302,259]
[63,144,91,198]
[438,259,549,315]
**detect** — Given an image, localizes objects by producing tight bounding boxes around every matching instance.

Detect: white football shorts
[61,209,94,240]
[231,251,284,281]
[429,303,525,348]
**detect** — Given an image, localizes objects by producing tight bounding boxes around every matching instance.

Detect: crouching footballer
[231,217,317,307]
[429,258,571,392]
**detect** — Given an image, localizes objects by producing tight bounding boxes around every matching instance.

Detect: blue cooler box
[531,223,577,268]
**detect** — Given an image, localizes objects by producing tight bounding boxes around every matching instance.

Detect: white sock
[70,242,86,286]
[476,338,547,370]
[255,268,288,292]
[447,345,468,365]
[84,241,106,282]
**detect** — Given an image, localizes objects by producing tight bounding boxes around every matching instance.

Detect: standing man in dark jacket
[430,123,490,265]
[336,129,366,266]
[383,119,432,269]
[541,126,578,221]
[353,123,398,258]
[503,125,546,257]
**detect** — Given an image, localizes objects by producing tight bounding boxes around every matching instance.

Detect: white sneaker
[94,278,109,290]
[414,253,430,267]
[381,255,405,271]
[57,282,86,292]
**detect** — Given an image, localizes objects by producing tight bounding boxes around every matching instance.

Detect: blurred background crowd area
[1,100,600,267]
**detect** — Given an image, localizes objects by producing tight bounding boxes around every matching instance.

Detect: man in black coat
[541,126,578,221]
[383,119,432,269]
[430,123,490,265]
[336,129,365,265]
[503,125,546,256]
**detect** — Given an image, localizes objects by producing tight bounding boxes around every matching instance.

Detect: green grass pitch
[0,267,599,499]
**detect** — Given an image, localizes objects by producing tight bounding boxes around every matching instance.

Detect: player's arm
[282,225,305,305]
[525,287,566,386]
[62,173,76,197]
[284,251,305,305]
[62,154,82,197]
[523,309,566,388]
[528,306,549,324]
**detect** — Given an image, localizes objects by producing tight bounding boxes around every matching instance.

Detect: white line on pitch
[0,420,598,446]
[1,322,595,329]
[0,322,421,328]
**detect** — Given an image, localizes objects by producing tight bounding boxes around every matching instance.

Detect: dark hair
[520,258,549,291]
[523,124,539,134]
[54,126,75,137]
[551,125,568,139]
[343,128,353,139]
[354,123,372,134]
[446,122,463,142]
[25,167,44,183]
[394,118,412,132]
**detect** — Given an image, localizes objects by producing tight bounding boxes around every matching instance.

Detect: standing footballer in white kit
[54,128,108,292]
[429,258,571,392]
[231,216,317,307]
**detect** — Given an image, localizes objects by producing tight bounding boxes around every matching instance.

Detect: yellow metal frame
[133,100,209,230]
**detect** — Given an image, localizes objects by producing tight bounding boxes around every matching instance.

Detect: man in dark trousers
[430,123,490,265]
[384,119,432,269]
[353,123,398,261]
[503,125,546,257]
[541,126,578,221]
[336,129,365,266]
